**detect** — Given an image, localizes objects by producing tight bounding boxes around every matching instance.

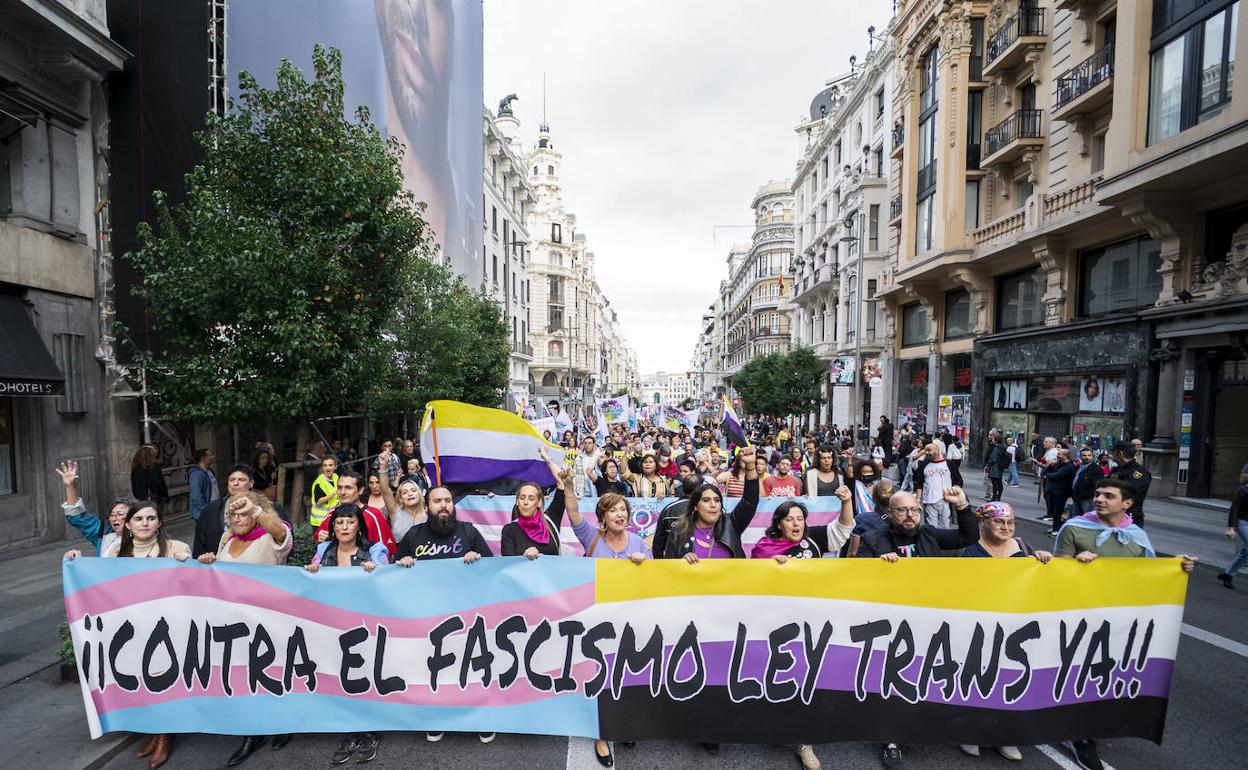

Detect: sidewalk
[0,515,194,769]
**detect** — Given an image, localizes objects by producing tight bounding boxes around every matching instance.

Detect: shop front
[896,356,929,433]
[938,351,973,442]
[972,318,1152,464]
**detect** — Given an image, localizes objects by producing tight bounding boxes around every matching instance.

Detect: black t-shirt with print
[395,521,493,561]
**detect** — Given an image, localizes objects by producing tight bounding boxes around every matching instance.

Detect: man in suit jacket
[192,463,288,557]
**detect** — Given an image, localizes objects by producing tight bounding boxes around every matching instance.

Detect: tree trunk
[289,422,311,525]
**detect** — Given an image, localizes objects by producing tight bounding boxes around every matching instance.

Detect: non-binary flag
[720,394,749,447]
[420,400,567,487]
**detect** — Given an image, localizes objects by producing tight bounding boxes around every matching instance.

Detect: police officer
[1112,446,1152,528]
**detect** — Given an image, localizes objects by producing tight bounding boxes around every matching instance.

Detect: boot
[136,734,158,758]
[226,736,267,766]
[147,734,173,770]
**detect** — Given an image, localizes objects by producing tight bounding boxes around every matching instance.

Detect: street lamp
[839,214,865,452]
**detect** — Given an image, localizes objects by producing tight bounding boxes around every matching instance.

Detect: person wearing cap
[956,500,1049,761]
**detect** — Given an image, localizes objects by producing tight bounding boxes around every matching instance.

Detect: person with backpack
[1005,435,1022,486]
[983,431,1009,502]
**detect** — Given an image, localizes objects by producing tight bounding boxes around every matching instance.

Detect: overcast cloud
[483,0,891,374]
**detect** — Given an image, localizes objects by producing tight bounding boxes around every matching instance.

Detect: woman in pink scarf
[750,484,855,561]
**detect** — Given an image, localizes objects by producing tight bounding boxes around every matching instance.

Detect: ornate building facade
[880,0,1247,497]
[485,99,537,396]
[789,31,895,429]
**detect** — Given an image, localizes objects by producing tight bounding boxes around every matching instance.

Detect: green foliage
[286,521,318,568]
[58,620,74,664]
[733,347,828,417]
[119,45,505,424]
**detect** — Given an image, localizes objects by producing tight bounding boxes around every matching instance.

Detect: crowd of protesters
[58,411,1205,770]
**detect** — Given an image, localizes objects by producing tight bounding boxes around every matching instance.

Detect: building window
[0,397,14,495]
[965,180,981,230]
[943,289,973,340]
[549,306,564,331]
[492,254,498,285]
[941,352,974,395]
[1078,236,1162,317]
[967,91,983,169]
[916,195,934,252]
[969,17,985,81]
[491,206,498,234]
[996,266,1046,331]
[1148,1,1239,144]
[551,223,562,243]
[874,146,884,176]
[901,302,930,347]
[547,165,554,175]
[834,139,842,165]
[875,87,886,118]
[868,204,879,251]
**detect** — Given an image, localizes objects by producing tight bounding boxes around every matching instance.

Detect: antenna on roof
[540,73,549,132]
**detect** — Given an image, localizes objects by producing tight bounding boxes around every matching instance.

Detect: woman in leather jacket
[662,446,760,561]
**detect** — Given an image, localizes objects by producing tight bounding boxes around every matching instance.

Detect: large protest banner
[454,494,847,556]
[65,557,1186,744]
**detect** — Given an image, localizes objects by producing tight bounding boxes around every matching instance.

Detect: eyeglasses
[988,519,1016,528]
[226,511,254,520]
[891,506,921,515]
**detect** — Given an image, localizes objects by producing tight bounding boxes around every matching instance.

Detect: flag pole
[430,406,443,486]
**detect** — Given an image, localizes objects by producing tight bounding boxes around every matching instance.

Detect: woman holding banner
[663,445,759,564]
[305,506,386,764]
[558,475,649,766]
[502,447,571,559]
[751,484,855,560]
[65,500,191,769]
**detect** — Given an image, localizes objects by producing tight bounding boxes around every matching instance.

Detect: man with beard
[394,486,492,565]
[856,486,978,768]
[394,485,493,744]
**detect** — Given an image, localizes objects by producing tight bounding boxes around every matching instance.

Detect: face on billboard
[227,0,482,281]
[375,0,452,142]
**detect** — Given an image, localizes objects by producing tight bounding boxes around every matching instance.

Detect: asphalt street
[2,475,1244,770]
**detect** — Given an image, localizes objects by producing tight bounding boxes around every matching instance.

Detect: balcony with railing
[889,195,903,223]
[1053,43,1115,122]
[984,7,1046,76]
[981,109,1044,167]
[890,121,904,158]
[511,340,534,359]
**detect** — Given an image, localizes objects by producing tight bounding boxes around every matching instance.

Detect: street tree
[121,45,432,516]
[733,347,827,417]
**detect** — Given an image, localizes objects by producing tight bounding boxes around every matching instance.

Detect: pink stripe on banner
[65,568,594,638]
[92,660,599,715]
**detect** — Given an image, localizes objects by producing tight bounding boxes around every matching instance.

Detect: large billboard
[227,0,483,285]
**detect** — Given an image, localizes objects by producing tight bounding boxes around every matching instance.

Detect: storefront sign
[0,380,63,396]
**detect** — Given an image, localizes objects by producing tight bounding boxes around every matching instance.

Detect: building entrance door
[1210,359,1248,499]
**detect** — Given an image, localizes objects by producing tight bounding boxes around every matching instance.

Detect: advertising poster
[991,379,1028,410]
[830,356,856,385]
[227,0,484,284]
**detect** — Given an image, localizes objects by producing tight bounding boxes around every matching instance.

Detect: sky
[483,0,891,374]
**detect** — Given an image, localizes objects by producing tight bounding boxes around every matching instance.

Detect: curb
[82,733,142,770]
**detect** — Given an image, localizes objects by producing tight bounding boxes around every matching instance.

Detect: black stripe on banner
[597,687,1167,746]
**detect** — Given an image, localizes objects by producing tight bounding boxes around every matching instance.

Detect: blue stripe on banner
[97,691,600,738]
[64,556,596,618]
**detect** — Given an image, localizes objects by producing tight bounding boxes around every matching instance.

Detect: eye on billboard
[226,0,483,285]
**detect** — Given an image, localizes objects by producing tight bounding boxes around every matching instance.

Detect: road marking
[566,736,611,770]
[1037,742,1116,770]
[1181,623,1248,658]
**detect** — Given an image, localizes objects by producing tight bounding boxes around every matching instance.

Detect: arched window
[541,371,558,387]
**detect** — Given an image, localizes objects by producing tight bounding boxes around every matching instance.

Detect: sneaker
[959,745,980,757]
[331,735,361,765]
[355,733,379,764]
[794,744,821,770]
[425,733,444,743]
[881,742,903,769]
[1046,530,1059,538]
[478,733,496,744]
[996,745,1022,761]
[1069,739,1104,770]
[1217,573,1234,589]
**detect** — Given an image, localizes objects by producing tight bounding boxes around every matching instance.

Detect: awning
[0,294,65,397]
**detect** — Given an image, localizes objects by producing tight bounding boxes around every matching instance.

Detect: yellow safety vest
[309,473,339,526]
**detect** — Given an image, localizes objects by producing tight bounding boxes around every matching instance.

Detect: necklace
[129,534,161,557]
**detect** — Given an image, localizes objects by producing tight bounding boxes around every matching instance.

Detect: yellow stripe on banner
[425,400,563,445]
[595,558,1189,613]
